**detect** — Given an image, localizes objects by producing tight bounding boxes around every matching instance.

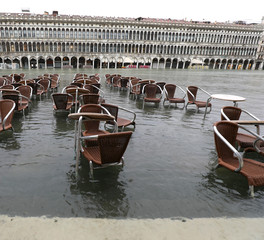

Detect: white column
[183,61,187,69]
[230,60,233,70]
[213,62,216,69]
[259,62,264,70]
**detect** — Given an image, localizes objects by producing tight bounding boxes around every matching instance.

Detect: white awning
[191,59,203,65]
[123,57,134,63]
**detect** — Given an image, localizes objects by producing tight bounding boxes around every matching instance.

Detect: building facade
[0,12,264,70]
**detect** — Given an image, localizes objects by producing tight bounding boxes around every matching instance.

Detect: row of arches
[1,56,261,70]
[0,41,257,57]
[0,27,260,45]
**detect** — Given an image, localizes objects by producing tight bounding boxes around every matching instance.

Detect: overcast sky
[1,0,264,23]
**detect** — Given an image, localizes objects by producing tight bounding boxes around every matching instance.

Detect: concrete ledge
[1,215,264,240]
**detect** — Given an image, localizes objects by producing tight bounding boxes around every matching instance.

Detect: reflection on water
[53,114,75,134]
[0,131,21,150]
[1,68,264,218]
[67,160,129,218]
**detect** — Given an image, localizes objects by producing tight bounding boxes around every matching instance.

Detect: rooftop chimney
[52,11,58,16]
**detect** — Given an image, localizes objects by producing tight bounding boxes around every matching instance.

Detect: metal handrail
[187,86,211,103]
[214,125,243,172]
[199,87,211,96]
[2,101,15,130]
[237,125,264,153]
[221,108,261,134]
[186,87,196,102]
[118,105,136,123]
[75,111,118,175]
[142,84,163,99]
[164,84,186,99]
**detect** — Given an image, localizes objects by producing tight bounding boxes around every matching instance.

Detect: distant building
[0,12,263,70]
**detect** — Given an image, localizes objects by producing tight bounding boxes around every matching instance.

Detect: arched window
[49,28,52,38]
[61,29,65,38]
[78,29,82,39]
[94,43,97,52]
[113,30,117,39]
[23,43,28,52]
[53,43,57,52]
[53,28,57,38]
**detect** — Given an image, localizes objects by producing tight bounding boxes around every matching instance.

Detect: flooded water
[1,68,264,219]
